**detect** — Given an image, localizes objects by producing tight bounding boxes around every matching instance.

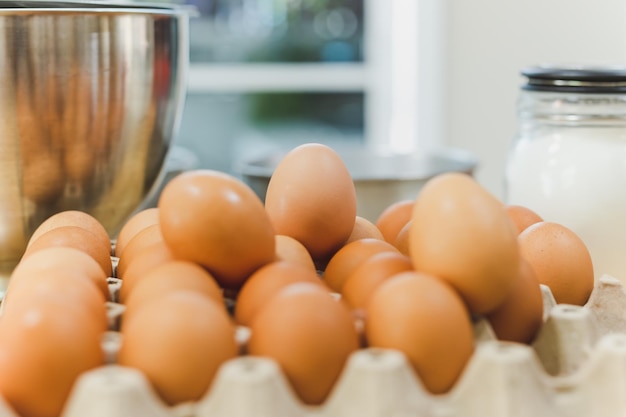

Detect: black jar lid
[522,65,626,93]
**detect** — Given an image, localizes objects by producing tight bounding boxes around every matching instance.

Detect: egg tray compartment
[2,274,626,417]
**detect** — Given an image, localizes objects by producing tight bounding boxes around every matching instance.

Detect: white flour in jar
[506,127,626,284]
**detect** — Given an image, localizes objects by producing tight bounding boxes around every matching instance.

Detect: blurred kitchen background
[155,0,626,200]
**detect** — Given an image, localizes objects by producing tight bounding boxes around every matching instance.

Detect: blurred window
[152,0,368,173]
[137,0,436,173]
[186,0,364,63]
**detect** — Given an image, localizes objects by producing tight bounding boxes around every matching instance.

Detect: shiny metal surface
[0,6,190,278]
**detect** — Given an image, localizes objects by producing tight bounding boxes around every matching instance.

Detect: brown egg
[118,241,176,303]
[342,251,413,310]
[375,199,414,243]
[159,170,275,289]
[264,143,357,263]
[123,261,224,319]
[365,271,474,394]
[114,208,160,257]
[345,216,385,244]
[247,282,359,405]
[505,205,543,235]
[409,173,519,314]
[27,210,111,253]
[3,269,109,332]
[275,235,316,272]
[518,221,594,306]
[116,224,164,278]
[8,247,109,301]
[393,221,412,256]
[24,225,113,277]
[323,238,398,293]
[486,258,544,344]
[235,261,325,326]
[118,291,238,406]
[0,298,104,417]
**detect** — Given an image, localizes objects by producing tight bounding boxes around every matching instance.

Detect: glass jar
[505,66,626,285]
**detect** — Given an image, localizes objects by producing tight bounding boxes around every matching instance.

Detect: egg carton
[2,273,626,417]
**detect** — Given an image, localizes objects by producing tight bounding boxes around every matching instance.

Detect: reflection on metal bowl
[237,146,479,223]
[0,1,192,278]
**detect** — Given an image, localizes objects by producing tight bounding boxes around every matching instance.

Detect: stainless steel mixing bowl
[0,1,192,279]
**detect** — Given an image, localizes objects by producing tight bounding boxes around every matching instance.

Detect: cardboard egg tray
[2,265,626,417]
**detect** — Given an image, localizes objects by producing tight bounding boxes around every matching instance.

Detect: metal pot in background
[237,146,479,222]
[0,1,193,283]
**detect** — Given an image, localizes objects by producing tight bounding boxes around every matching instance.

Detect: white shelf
[186,63,367,93]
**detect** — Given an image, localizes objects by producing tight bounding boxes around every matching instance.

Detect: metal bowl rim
[0,1,196,16]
